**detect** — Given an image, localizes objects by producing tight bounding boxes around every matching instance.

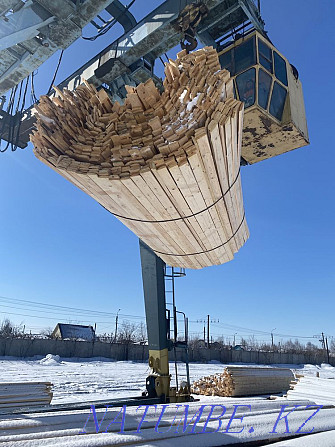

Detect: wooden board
[31,47,249,269]
[192,367,295,397]
[0,382,52,409]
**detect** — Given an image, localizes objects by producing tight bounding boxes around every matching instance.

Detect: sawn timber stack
[0,382,53,410]
[192,367,295,397]
[31,47,249,269]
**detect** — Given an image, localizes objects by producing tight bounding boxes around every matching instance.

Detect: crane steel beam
[105,0,137,33]
[1,0,263,148]
[56,0,262,91]
[0,0,22,16]
[0,0,120,95]
[0,1,55,51]
[139,240,169,352]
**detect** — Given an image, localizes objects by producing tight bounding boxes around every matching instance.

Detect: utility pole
[325,336,330,364]
[197,316,218,347]
[271,328,276,349]
[207,314,210,349]
[319,332,330,363]
[114,309,121,343]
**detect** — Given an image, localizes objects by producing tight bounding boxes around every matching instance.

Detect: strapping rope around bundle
[105,169,241,223]
[155,213,246,257]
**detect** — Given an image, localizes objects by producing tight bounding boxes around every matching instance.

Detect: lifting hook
[180,28,198,53]
[176,2,208,54]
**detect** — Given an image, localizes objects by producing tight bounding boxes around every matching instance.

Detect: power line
[191,320,321,340]
[0,295,145,320]
[191,320,270,335]
[0,302,117,320]
[0,309,98,323]
[0,309,145,327]
[0,296,328,341]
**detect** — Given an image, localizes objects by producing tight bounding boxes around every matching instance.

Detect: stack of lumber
[0,382,53,409]
[286,376,335,405]
[192,366,295,397]
[30,46,249,269]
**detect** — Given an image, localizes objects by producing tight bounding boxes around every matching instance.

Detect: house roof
[54,324,95,341]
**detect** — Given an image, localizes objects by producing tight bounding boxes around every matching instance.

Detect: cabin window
[258,68,272,110]
[274,51,288,86]
[219,49,233,75]
[258,39,273,73]
[269,81,287,120]
[234,37,256,75]
[236,68,256,108]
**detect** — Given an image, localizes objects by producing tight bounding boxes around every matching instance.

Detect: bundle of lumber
[192,366,295,397]
[0,382,53,409]
[286,376,335,405]
[31,46,249,269]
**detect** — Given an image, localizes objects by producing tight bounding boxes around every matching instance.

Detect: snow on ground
[0,357,335,446]
[1,395,335,447]
[266,429,335,446]
[301,363,335,379]
[0,355,334,404]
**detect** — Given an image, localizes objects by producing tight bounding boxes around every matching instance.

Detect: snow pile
[300,363,335,379]
[39,354,61,366]
[179,88,188,102]
[186,92,201,111]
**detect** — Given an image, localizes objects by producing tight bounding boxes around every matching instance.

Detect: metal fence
[0,337,331,366]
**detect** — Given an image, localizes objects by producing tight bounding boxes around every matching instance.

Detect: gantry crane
[0,0,308,406]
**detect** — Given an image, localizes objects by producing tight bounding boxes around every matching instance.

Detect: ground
[1,355,334,404]
[0,356,335,446]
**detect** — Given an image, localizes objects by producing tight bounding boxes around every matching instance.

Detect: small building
[51,323,95,342]
[231,344,245,351]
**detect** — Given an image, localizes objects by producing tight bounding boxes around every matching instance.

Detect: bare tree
[247,335,259,350]
[240,337,248,349]
[41,327,54,339]
[136,322,147,344]
[188,335,206,349]
[0,319,24,338]
[305,341,321,352]
[117,321,140,344]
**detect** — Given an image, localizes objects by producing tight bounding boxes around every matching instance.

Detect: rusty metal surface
[56,0,263,90]
[242,107,309,164]
[0,0,118,95]
[0,0,22,15]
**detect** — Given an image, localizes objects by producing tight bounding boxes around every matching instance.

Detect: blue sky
[0,0,334,346]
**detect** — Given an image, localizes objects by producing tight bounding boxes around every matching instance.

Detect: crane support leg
[139,240,171,400]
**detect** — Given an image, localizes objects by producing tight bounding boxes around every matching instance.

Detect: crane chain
[176,3,209,54]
